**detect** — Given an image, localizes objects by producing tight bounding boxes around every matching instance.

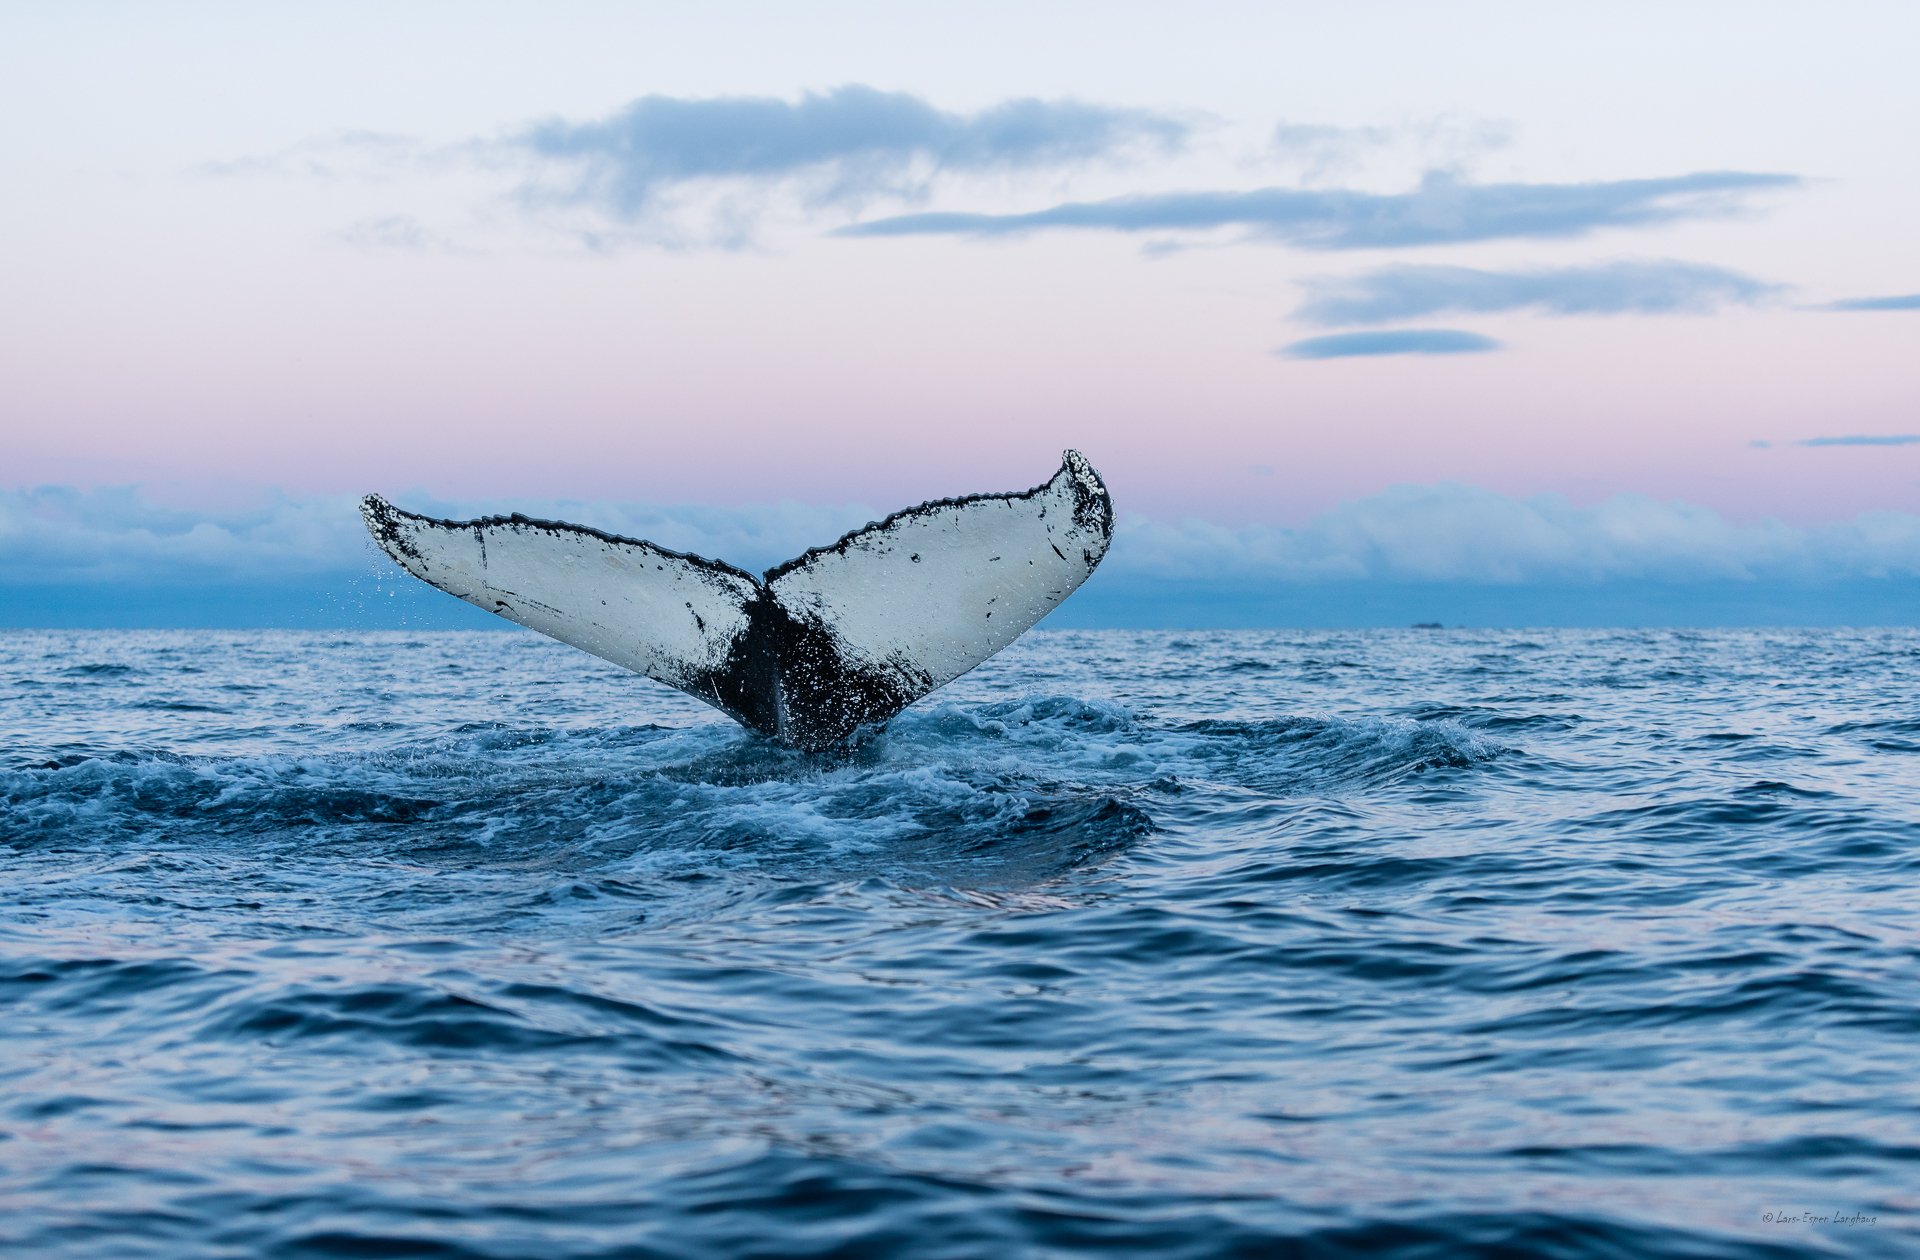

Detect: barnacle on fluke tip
[362,451,1113,751]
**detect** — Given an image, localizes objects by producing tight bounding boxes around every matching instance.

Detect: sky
[2,1,1917,626]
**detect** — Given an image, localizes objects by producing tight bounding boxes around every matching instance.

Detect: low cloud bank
[2,488,367,585]
[0,487,876,586]
[1113,485,1920,585]
[5,483,1916,627]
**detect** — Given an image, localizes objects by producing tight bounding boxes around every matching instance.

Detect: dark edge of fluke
[361,450,1111,589]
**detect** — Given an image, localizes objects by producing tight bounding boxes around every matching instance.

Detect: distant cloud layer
[1116,484,1920,585]
[8,484,1915,604]
[0,487,875,587]
[1280,329,1501,359]
[1821,293,1920,311]
[1,488,366,587]
[1295,260,1779,326]
[839,171,1800,248]
[511,85,1189,219]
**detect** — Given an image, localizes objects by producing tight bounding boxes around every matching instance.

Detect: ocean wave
[4,628,1917,1259]
[1,696,1502,864]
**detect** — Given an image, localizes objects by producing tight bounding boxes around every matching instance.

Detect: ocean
[3,627,1916,1258]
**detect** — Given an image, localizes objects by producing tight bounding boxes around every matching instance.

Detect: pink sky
[3,2,1915,529]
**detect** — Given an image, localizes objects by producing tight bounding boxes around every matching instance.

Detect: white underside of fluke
[362,450,1113,750]
[359,505,757,691]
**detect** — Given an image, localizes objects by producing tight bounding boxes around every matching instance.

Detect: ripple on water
[0,627,1916,1259]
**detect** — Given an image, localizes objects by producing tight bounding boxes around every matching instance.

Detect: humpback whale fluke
[361,450,1113,751]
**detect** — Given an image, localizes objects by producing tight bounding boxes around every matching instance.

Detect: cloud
[838,170,1800,247]
[1270,121,1395,156]
[0,487,368,585]
[205,87,1190,249]
[198,130,427,179]
[1110,484,1920,586]
[8,483,1919,627]
[212,103,1796,258]
[1295,260,1780,326]
[0,486,882,588]
[12,482,1914,600]
[510,85,1189,221]
[1268,121,1397,181]
[1822,293,1920,311]
[1269,116,1513,181]
[1798,434,1920,447]
[1280,329,1500,359]
[338,215,442,252]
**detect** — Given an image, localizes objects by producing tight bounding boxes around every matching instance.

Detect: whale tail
[362,450,1113,750]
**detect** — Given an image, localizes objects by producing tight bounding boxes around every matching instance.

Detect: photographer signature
[1762,1211,1877,1227]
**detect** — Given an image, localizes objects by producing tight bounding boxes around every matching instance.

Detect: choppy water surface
[3,628,1917,1258]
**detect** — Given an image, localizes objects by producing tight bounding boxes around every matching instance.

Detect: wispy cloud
[1268,121,1394,170]
[1295,260,1779,326]
[838,170,1800,247]
[1821,293,1920,312]
[1280,329,1501,359]
[338,215,443,253]
[510,85,1189,220]
[1798,434,1920,447]
[206,86,1190,249]
[211,102,1799,258]
[1269,116,1512,181]
[198,130,427,179]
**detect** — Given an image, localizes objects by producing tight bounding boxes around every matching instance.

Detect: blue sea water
[2,627,1917,1259]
